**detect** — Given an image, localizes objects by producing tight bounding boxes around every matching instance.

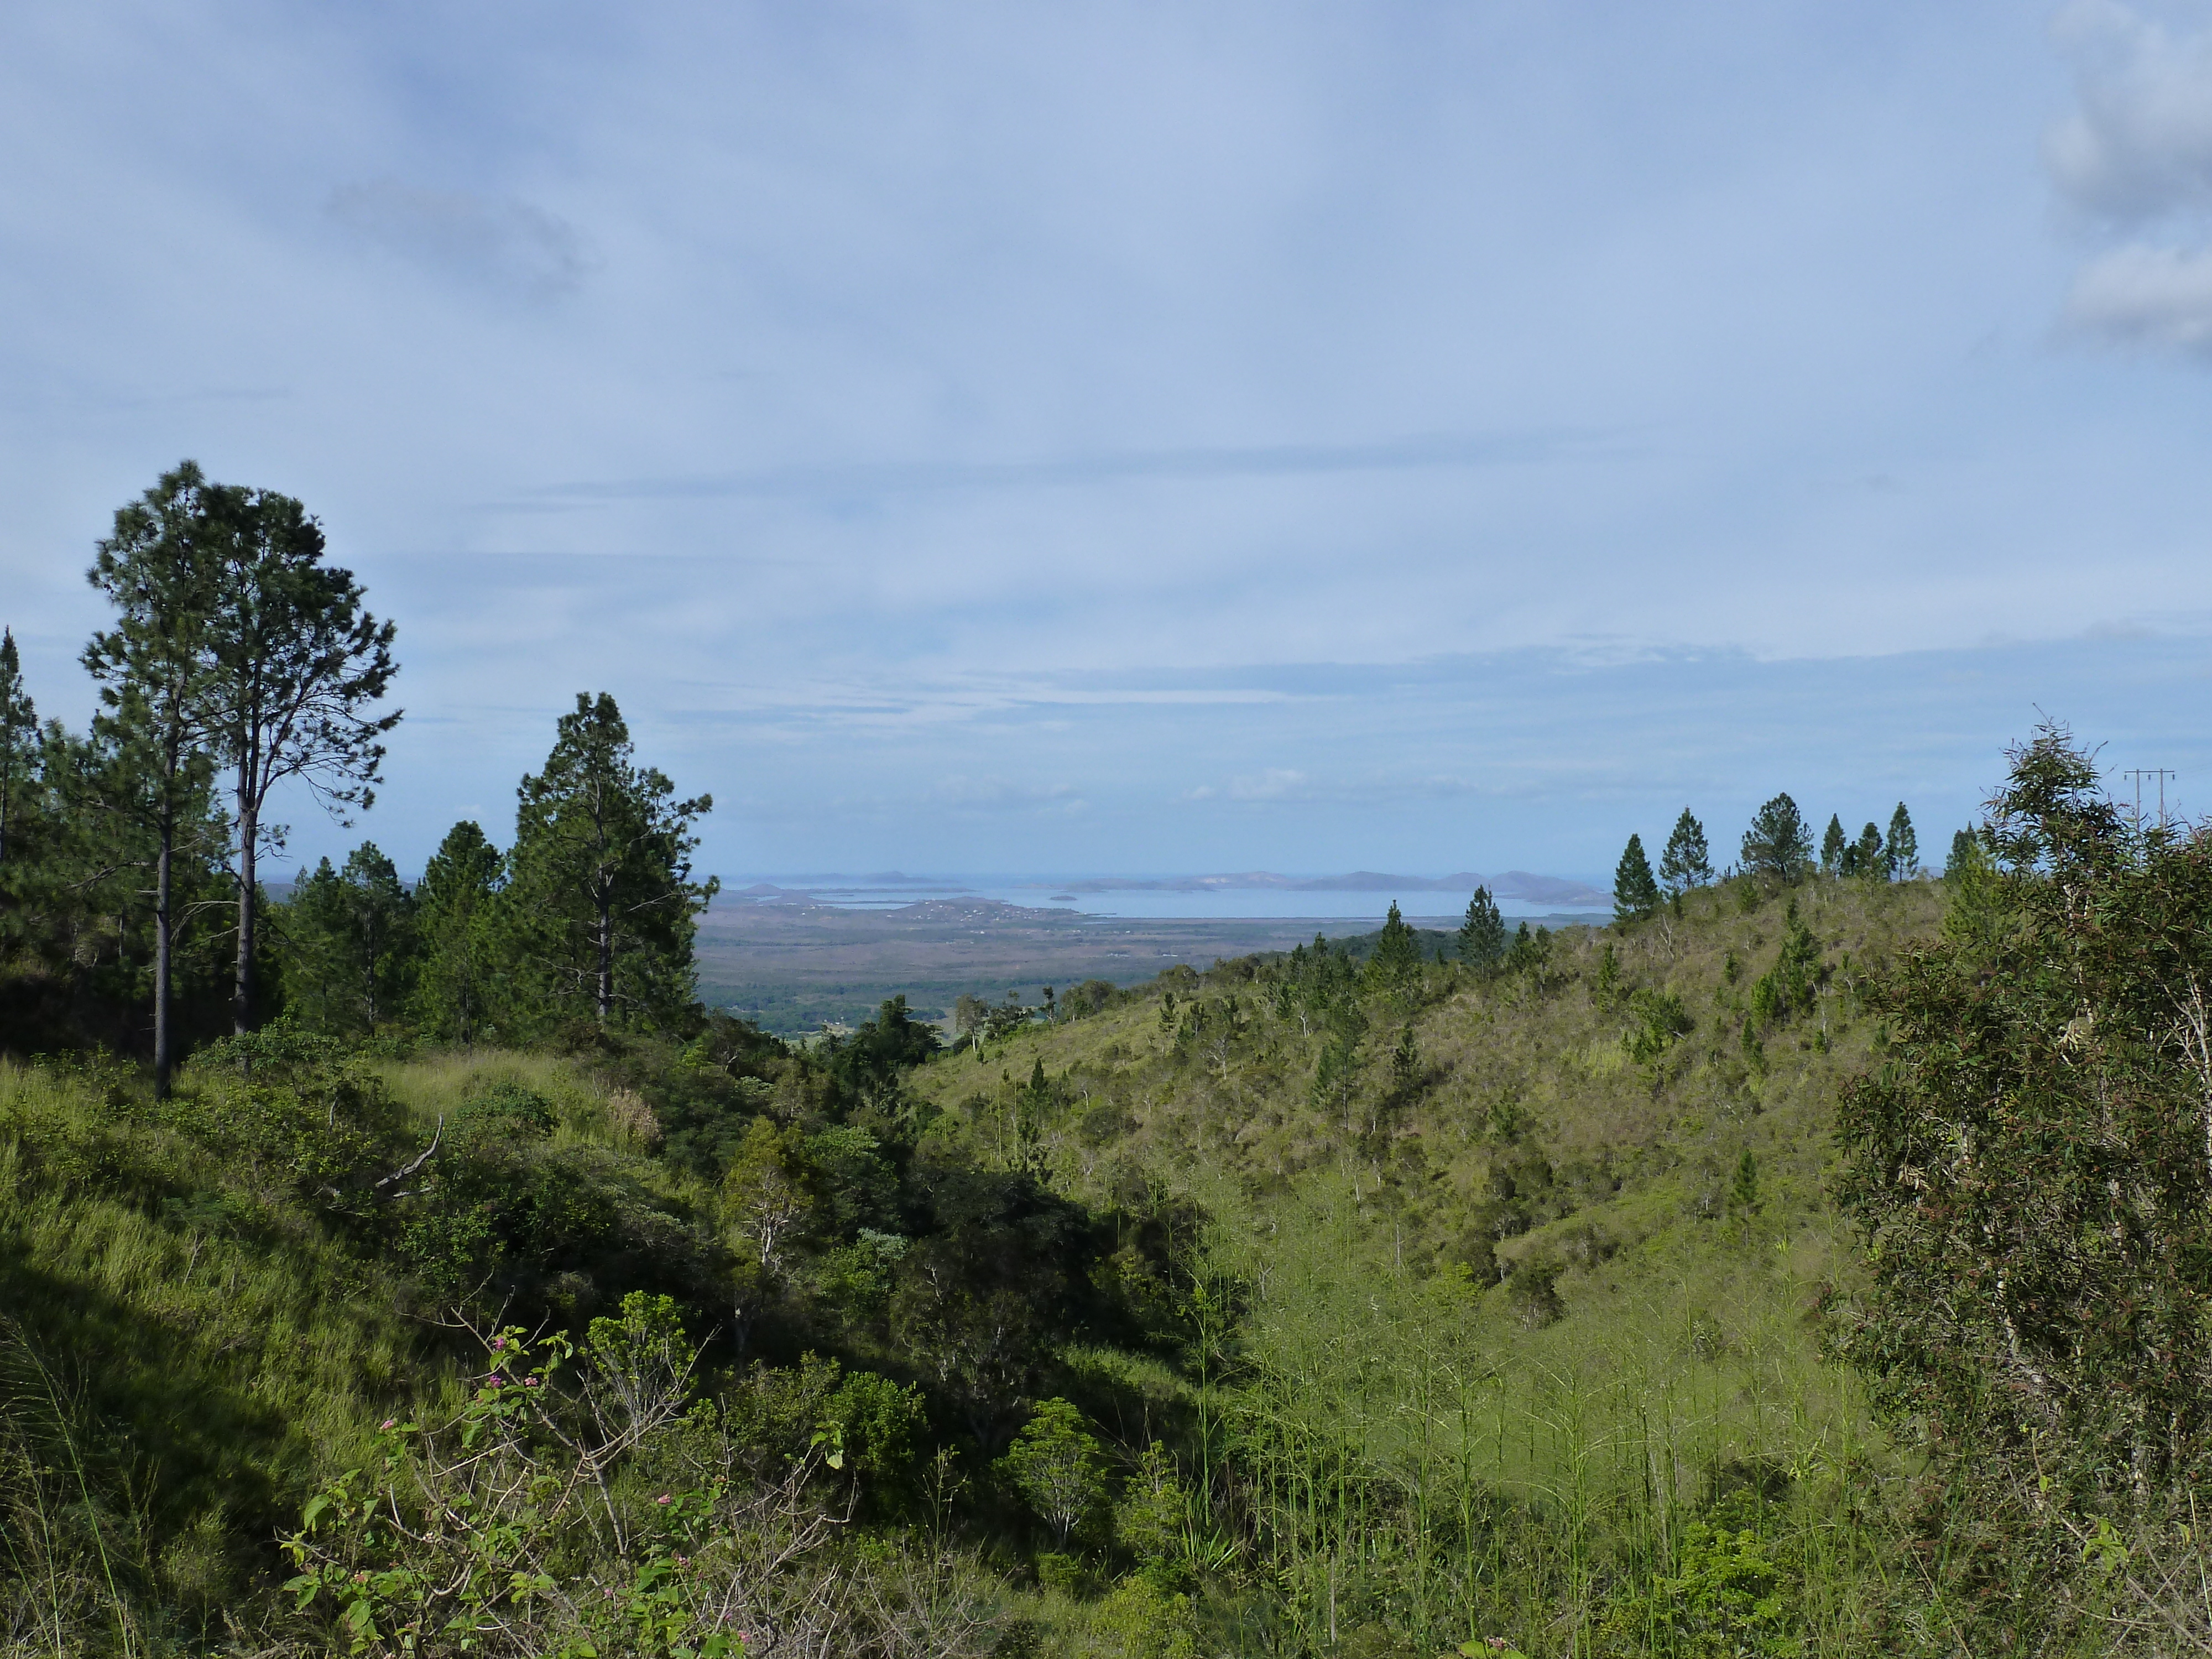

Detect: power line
[2121,768,2177,832]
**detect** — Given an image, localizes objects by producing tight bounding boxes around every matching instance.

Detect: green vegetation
[6,462,2210,1655]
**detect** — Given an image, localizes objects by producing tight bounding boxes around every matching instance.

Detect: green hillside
[3,869,1948,1657]
[901,876,1945,1656]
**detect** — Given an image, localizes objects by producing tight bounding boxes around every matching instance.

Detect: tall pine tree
[1613,833,1660,922]
[199,477,399,1034]
[1848,821,1885,880]
[81,465,228,1095]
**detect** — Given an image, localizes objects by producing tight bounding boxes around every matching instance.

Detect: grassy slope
[0,1047,690,1623]
[907,875,1947,1651]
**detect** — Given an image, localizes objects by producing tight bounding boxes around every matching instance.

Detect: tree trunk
[596,891,613,1024]
[153,817,174,1100]
[234,788,257,1035]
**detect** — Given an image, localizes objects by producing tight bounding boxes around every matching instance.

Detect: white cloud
[328,180,592,297]
[2047,1,2212,222]
[2046,3,2212,357]
[2064,242,2212,352]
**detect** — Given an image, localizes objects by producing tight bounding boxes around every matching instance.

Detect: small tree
[1458,886,1507,975]
[1658,808,1713,894]
[722,1117,813,1280]
[508,693,716,1030]
[1886,800,1918,879]
[1820,813,1846,875]
[1944,826,1982,880]
[998,1397,1105,1552]
[1740,793,1812,885]
[1613,833,1660,923]
[1729,1146,1761,1217]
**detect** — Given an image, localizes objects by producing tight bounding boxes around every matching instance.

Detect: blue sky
[4,1,2212,884]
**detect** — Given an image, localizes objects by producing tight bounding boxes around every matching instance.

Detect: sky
[4,1,2212,885]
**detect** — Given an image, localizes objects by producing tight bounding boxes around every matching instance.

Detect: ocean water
[728,880,1604,922]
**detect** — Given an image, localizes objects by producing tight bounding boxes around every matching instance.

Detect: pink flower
[380,1418,396,1431]
[656,1494,671,1505]
[524,1378,540,1388]
[491,1336,507,1350]
[487,1375,502,1387]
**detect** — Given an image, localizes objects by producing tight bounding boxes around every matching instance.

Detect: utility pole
[2122,768,2178,832]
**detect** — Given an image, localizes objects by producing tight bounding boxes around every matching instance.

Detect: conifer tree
[507,692,717,1030]
[1820,814,1846,876]
[1366,900,1423,995]
[285,842,416,1033]
[1851,821,1885,880]
[1457,886,1507,975]
[413,820,505,1044]
[1740,793,1813,885]
[1886,801,1918,879]
[1613,833,1660,922]
[1657,808,1713,894]
[0,628,33,870]
[198,476,399,1034]
[1945,827,1981,879]
[81,465,228,1095]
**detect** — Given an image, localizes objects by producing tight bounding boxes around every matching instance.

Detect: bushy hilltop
[917,876,1942,1318]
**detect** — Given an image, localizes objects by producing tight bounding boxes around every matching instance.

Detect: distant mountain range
[1045,871,1611,905]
